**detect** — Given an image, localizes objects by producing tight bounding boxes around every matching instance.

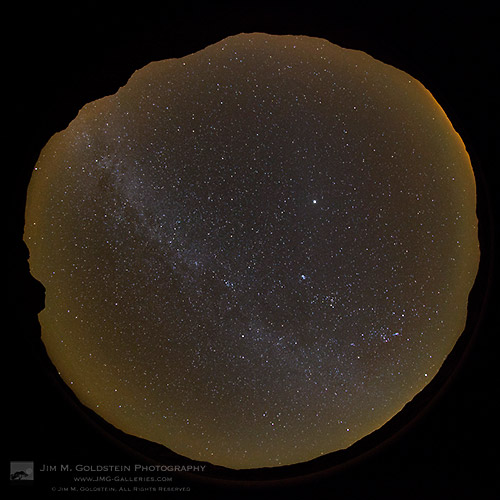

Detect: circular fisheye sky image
[24,33,479,469]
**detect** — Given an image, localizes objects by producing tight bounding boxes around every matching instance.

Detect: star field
[24,33,479,469]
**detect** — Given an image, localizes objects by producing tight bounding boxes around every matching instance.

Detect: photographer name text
[39,464,207,473]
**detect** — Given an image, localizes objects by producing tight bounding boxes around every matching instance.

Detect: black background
[8,2,498,498]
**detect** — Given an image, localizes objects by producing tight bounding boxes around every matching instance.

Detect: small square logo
[10,462,34,481]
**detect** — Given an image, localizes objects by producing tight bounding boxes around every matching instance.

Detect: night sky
[24,33,479,469]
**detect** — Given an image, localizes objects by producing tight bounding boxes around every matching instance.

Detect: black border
[8,3,497,498]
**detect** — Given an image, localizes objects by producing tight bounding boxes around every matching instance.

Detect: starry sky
[24,33,479,469]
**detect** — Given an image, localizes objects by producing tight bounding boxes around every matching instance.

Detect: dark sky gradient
[24,34,479,469]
